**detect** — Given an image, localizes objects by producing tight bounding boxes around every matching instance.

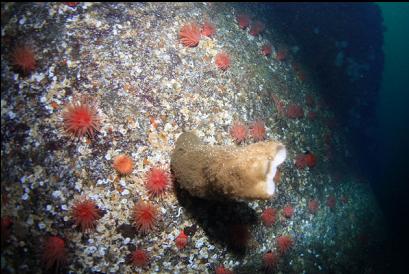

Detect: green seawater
[377,3,409,155]
[374,4,409,272]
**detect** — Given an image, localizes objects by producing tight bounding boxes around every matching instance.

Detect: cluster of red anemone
[229,119,266,143]
[235,14,277,60]
[179,21,233,72]
[5,6,340,273]
[259,179,342,269]
[260,233,294,271]
[260,202,295,270]
[236,14,265,36]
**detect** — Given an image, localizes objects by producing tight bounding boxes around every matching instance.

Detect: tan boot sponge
[170,132,287,200]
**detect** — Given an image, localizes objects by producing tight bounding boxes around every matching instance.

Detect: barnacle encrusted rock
[171,132,287,200]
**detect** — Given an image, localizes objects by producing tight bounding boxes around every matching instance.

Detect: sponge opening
[265,146,287,195]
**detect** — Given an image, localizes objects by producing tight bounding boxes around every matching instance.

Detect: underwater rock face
[171,132,286,200]
[0,2,390,273]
